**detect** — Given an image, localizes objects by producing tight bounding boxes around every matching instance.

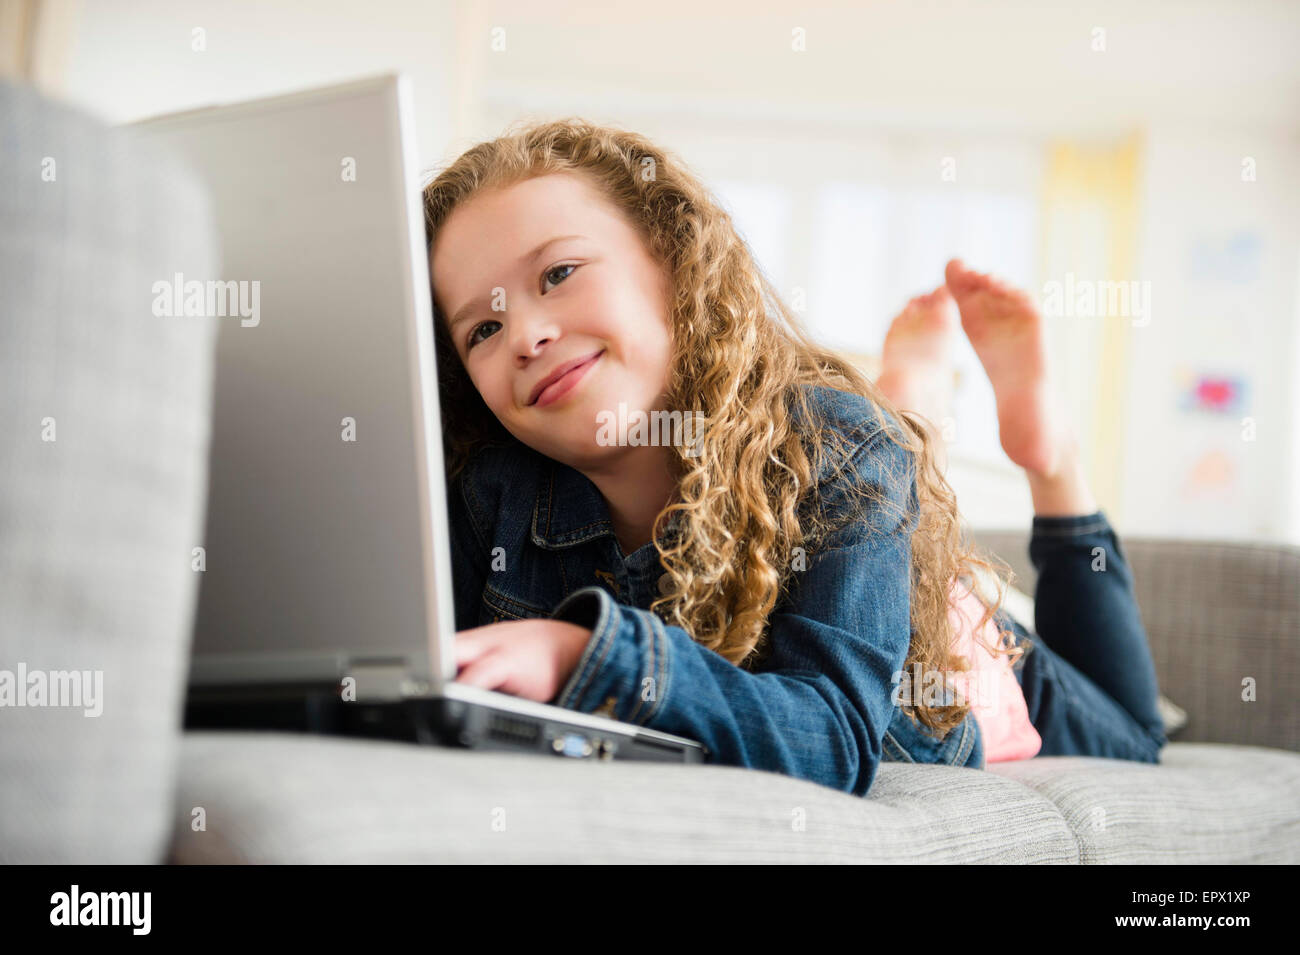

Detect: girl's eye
[466,263,578,351]
[542,262,577,292]
[466,319,500,350]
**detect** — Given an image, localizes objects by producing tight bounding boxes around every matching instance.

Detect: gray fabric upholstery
[972,529,1300,754]
[169,731,1080,863]
[168,732,1300,864]
[988,744,1300,863]
[0,81,218,863]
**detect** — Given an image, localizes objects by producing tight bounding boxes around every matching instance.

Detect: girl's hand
[453,618,595,704]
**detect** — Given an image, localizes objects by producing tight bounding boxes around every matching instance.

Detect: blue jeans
[1002,511,1168,763]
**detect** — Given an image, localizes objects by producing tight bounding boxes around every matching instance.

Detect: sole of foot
[943,258,1065,477]
[876,283,958,425]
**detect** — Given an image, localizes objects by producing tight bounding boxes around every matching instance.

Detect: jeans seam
[644,614,669,725]
[952,715,975,765]
[625,611,648,725]
[555,589,615,710]
[482,580,550,619]
[625,611,657,726]
[881,730,915,763]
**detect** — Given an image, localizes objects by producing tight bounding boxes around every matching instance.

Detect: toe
[945,258,981,294]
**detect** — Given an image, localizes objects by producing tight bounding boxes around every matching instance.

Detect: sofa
[161,530,1300,864]
[3,80,1298,865]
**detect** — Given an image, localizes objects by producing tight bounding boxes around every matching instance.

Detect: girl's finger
[453,630,498,669]
[454,650,512,692]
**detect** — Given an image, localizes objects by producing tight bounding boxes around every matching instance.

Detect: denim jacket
[446,385,984,797]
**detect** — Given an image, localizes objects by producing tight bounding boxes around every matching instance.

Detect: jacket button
[658,572,673,596]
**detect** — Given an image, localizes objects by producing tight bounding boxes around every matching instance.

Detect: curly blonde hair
[422,118,1026,738]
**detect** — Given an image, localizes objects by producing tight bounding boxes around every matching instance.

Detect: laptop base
[184,689,705,763]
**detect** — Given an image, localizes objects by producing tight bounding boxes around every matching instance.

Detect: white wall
[35,0,1300,541]
[42,0,459,171]
[1123,126,1300,541]
[446,0,1300,541]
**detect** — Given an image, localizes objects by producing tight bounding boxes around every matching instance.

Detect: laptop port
[488,713,541,745]
[551,732,593,758]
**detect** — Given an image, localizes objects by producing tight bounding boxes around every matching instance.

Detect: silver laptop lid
[129,75,456,695]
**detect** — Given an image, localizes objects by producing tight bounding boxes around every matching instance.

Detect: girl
[422,119,1168,797]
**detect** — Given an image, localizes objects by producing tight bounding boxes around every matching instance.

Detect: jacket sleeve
[548,424,919,797]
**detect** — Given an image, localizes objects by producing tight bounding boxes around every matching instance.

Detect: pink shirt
[946,580,1041,763]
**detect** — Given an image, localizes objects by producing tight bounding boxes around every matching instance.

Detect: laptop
[129,74,706,764]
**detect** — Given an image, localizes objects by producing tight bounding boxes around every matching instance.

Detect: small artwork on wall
[1176,369,1249,415]
[1181,448,1236,497]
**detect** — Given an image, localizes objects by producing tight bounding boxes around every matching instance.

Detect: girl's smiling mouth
[530,349,604,408]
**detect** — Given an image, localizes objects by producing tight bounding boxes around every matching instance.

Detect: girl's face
[430,172,674,469]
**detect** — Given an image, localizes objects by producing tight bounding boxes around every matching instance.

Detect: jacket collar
[530,453,683,551]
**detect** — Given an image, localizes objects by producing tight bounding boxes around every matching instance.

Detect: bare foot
[944,259,1065,474]
[875,283,957,429]
[944,258,1097,515]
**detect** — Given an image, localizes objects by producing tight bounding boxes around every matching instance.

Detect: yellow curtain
[0,0,38,80]
[1038,134,1143,522]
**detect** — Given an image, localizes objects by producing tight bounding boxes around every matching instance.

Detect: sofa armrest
[0,81,219,862]
[971,528,1300,753]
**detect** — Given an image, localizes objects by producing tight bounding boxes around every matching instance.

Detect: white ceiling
[469,0,1300,137]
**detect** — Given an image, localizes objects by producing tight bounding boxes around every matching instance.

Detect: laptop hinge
[343,660,431,702]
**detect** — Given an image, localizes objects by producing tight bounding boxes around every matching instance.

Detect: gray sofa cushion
[168,731,1300,863]
[0,81,218,863]
[169,731,1078,864]
[988,744,1300,863]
